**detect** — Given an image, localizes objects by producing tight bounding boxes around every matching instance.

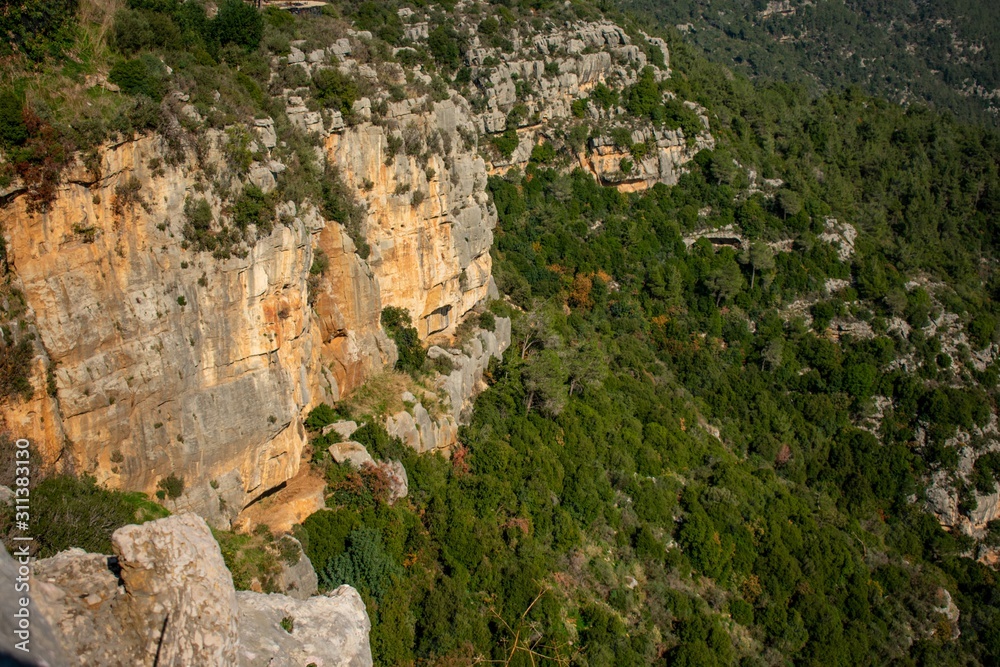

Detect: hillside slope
[623,0,1000,125]
[1,0,1000,666]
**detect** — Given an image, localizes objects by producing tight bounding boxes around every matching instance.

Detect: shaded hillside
[622,0,1000,125]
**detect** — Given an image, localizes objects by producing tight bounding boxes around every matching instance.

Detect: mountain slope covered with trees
[622,0,1000,126]
[2,0,1000,665]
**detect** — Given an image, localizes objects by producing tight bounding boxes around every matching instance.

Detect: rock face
[33,513,238,666]
[460,20,711,189]
[25,513,372,666]
[0,15,703,525]
[0,135,385,526]
[387,319,510,453]
[275,537,319,601]
[0,545,70,666]
[580,121,714,192]
[325,97,496,339]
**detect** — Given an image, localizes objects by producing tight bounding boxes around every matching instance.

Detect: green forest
[2,0,1000,664]
[293,71,1000,663]
[621,0,1000,127]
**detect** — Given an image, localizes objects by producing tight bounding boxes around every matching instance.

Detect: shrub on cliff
[352,422,408,462]
[0,0,78,61]
[321,168,370,259]
[301,508,361,575]
[0,92,28,147]
[381,307,426,376]
[231,184,275,235]
[2,475,168,558]
[0,336,35,402]
[354,2,403,45]
[110,7,183,55]
[624,66,663,120]
[492,127,519,160]
[312,68,358,117]
[213,524,285,592]
[305,403,341,430]
[156,474,184,500]
[428,24,464,70]
[108,56,167,102]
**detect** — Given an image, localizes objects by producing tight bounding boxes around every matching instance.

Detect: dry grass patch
[341,369,450,421]
[342,369,412,419]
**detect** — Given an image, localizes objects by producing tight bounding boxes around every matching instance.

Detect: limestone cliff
[0,14,703,525]
[324,97,496,339]
[0,132,399,526]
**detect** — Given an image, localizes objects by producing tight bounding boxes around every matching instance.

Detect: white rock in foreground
[237,586,373,667]
[24,513,372,667]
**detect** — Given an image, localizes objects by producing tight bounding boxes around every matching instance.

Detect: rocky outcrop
[387,318,510,452]
[311,208,398,400]
[456,20,710,188]
[0,130,401,526]
[32,513,238,666]
[233,467,327,535]
[25,513,372,666]
[274,537,319,601]
[0,545,70,666]
[329,440,409,502]
[237,587,372,667]
[580,119,714,192]
[2,135,323,526]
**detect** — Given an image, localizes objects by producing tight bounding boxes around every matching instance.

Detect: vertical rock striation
[0,16,702,523]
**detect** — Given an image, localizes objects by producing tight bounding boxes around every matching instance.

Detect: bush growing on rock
[1,475,167,558]
[353,1,403,45]
[0,91,27,147]
[352,422,407,462]
[213,524,286,592]
[0,0,78,61]
[156,473,185,500]
[231,184,274,235]
[491,127,519,160]
[320,528,402,602]
[0,336,35,402]
[305,403,344,430]
[321,168,370,259]
[381,307,426,376]
[312,68,358,116]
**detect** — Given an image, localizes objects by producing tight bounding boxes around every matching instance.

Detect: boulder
[30,513,239,666]
[0,545,71,666]
[254,118,277,149]
[23,514,372,666]
[113,513,241,666]
[274,537,318,601]
[236,586,372,667]
[383,459,409,502]
[322,420,359,440]
[329,441,375,468]
[248,163,277,193]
